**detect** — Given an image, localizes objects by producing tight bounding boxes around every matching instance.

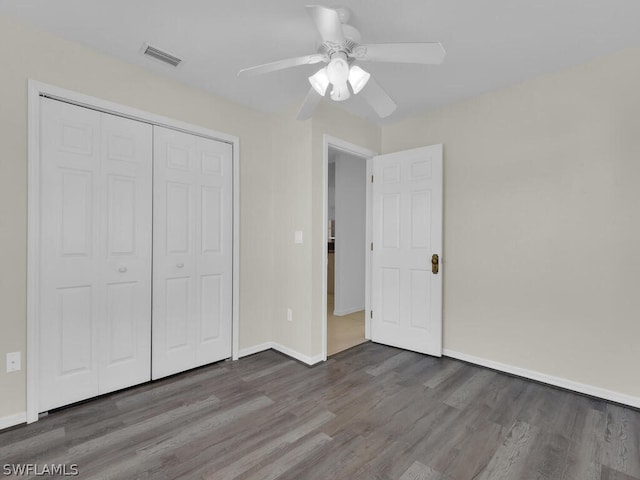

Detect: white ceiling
[2,0,639,124]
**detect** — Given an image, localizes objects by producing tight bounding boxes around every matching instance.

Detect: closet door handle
[176,263,184,268]
[118,266,128,273]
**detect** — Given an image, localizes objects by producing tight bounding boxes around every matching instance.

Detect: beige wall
[382,48,640,398]
[269,102,379,358]
[270,106,313,353]
[309,104,380,356]
[0,14,274,418]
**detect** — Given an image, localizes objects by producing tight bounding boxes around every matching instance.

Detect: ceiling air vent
[143,43,182,67]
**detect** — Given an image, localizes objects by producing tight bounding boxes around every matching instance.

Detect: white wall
[382,47,640,400]
[0,14,274,421]
[333,152,366,315]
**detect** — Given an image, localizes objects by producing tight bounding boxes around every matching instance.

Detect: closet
[37,97,232,412]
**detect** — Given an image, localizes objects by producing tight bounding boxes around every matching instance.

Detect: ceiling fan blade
[361,77,396,118]
[305,5,345,45]
[238,54,327,77]
[297,87,323,120]
[353,42,446,64]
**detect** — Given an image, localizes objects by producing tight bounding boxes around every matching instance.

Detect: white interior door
[152,126,233,380]
[98,113,153,393]
[371,145,443,356]
[39,98,152,412]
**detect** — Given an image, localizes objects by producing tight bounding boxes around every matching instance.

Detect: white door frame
[26,80,241,423]
[322,135,377,360]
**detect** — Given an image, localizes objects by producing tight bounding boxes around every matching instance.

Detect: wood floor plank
[561,407,606,480]
[443,369,496,410]
[442,420,506,480]
[264,430,360,480]
[1,343,639,480]
[184,410,335,479]
[240,432,333,480]
[366,350,419,376]
[601,465,640,480]
[423,359,464,388]
[0,427,66,465]
[520,431,571,480]
[136,395,274,458]
[240,359,296,382]
[399,461,442,480]
[477,420,538,480]
[602,404,640,476]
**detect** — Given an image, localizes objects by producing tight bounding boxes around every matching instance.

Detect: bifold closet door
[39,98,152,412]
[152,126,233,380]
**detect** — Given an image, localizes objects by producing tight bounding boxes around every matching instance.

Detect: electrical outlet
[6,352,21,373]
[287,308,293,322]
[294,231,303,244]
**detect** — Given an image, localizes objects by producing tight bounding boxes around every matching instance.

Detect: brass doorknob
[431,254,439,274]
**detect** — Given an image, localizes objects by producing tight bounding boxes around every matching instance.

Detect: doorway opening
[326,145,369,356]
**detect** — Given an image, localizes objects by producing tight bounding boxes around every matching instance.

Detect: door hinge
[371,175,374,183]
[370,310,373,319]
[370,242,373,251]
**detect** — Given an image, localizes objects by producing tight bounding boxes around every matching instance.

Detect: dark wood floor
[1,342,639,480]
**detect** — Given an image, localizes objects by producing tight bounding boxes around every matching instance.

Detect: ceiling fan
[238,5,446,120]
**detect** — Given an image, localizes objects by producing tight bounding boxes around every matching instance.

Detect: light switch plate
[294,230,303,244]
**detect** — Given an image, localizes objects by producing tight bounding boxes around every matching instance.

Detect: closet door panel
[153,126,232,379]
[98,113,152,394]
[39,99,152,412]
[153,127,198,378]
[39,99,102,411]
[195,136,232,365]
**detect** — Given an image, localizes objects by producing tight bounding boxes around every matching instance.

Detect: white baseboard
[238,342,324,366]
[272,343,325,366]
[0,412,27,431]
[443,349,640,409]
[238,343,273,358]
[333,305,365,316]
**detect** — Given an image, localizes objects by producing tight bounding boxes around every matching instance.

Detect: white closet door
[152,126,233,380]
[98,114,153,393]
[39,98,152,412]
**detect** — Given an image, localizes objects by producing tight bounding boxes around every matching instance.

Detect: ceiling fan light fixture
[348,65,370,94]
[308,67,330,96]
[330,82,351,101]
[326,53,351,101]
[326,55,349,85]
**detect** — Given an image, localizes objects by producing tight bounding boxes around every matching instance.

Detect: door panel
[165,276,191,351]
[39,98,152,411]
[153,126,232,379]
[105,282,137,363]
[58,285,93,375]
[60,171,93,256]
[166,182,191,254]
[201,186,222,253]
[200,274,222,342]
[99,113,152,394]
[380,268,401,324]
[40,99,102,411]
[371,145,443,356]
[107,176,136,255]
